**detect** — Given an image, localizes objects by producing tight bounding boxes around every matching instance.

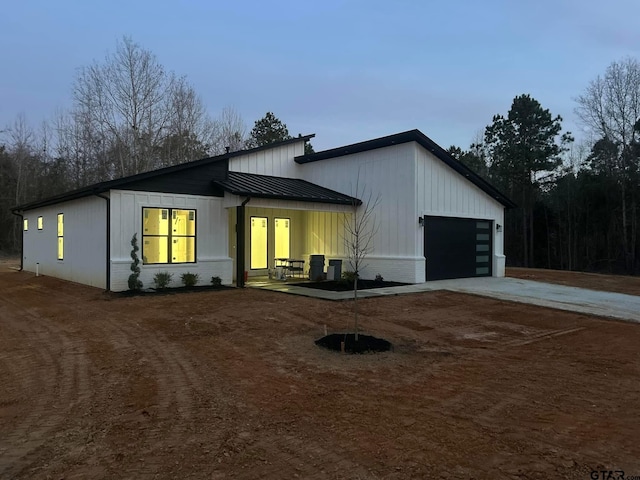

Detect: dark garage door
[424,216,492,281]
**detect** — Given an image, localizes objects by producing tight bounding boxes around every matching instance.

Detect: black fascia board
[12,135,315,212]
[221,188,360,205]
[295,130,516,209]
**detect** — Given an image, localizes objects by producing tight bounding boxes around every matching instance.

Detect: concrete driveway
[408,277,640,323]
[255,277,640,323]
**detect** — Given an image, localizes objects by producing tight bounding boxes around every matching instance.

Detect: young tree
[246,111,291,147]
[343,175,380,342]
[484,94,573,267]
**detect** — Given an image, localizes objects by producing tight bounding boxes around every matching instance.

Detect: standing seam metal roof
[212,171,361,205]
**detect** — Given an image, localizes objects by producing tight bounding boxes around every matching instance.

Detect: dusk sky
[2,0,640,151]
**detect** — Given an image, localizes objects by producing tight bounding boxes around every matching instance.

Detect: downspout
[95,193,111,291]
[236,197,251,288]
[11,209,24,271]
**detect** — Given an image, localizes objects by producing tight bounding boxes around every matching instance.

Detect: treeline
[3,38,640,275]
[449,58,640,275]
[0,37,300,254]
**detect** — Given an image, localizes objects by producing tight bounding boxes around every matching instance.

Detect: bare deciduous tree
[575,57,640,271]
[70,36,214,178]
[211,106,247,154]
[343,174,380,341]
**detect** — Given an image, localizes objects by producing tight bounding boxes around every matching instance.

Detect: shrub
[341,271,358,283]
[153,271,173,290]
[128,234,143,291]
[181,272,199,287]
[375,273,384,283]
[211,276,222,287]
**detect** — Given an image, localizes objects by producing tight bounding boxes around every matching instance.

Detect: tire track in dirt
[0,296,91,479]
[231,431,376,480]
[75,309,233,477]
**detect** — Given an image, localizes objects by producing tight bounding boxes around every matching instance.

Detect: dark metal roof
[295,129,516,208]
[12,135,315,212]
[213,171,361,205]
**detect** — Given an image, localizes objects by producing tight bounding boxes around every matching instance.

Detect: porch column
[236,204,245,287]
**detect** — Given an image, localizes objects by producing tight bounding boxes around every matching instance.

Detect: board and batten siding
[109,189,232,291]
[224,194,354,280]
[414,146,506,280]
[228,141,306,178]
[22,196,107,288]
[298,143,419,282]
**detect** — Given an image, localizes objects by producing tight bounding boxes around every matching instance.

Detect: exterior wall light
[418,217,424,227]
[496,223,502,232]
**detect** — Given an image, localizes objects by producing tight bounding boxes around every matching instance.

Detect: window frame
[250,216,269,270]
[274,217,291,260]
[141,207,197,265]
[57,213,64,261]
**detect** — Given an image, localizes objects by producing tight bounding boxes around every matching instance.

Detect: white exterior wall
[22,196,107,288]
[298,143,419,282]
[228,142,306,177]
[109,189,232,291]
[415,146,506,281]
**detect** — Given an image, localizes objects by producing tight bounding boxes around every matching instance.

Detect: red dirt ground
[507,267,640,296]
[1,259,639,479]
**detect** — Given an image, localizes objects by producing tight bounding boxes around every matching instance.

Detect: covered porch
[213,171,360,287]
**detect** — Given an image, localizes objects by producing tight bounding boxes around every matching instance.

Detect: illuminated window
[250,216,268,269]
[38,216,43,230]
[274,218,290,259]
[57,214,64,260]
[142,208,196,264]
[23,219,28,231]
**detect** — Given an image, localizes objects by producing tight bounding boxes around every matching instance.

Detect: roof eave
[224,189,359,206]
[12,135,315,212]
[294,129,516,209]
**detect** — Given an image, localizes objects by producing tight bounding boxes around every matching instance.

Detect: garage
[424,216,492,281]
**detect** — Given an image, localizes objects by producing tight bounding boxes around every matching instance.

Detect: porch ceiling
[213,171,361,205]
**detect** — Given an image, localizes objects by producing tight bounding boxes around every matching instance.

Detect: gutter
[95,193,111,291]
[10,209,24,271]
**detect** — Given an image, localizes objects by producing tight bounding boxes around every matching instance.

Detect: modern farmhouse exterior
[12,130,514,291]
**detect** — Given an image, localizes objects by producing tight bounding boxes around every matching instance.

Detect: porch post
[236,204,245,287]
[236,197,251,287]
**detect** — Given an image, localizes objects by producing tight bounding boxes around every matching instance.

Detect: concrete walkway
[250,277,640,323]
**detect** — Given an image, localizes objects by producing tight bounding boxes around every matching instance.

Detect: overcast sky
[2,0,640,151]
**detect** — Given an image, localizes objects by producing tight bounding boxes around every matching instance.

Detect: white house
[12,130,514,291]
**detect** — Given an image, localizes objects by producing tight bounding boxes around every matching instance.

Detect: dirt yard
[1,260,639,479]
[507,267,640,296]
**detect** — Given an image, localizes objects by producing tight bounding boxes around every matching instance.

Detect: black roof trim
[12,135,315,212]
[295,129,516,208]
[213,171,361,206]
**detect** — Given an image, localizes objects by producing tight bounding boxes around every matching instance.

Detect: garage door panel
[424,216,492,281]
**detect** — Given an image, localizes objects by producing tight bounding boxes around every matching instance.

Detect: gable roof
[12,135,314,212]
[212,171,361,205]
[295,129,516,208]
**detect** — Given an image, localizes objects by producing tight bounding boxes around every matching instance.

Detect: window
[57,214,64,260]
[38,216,43,230]
[142,208,196,264]
[23,219,28,231]
[250,216,268,269]
[274,218,290,259]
